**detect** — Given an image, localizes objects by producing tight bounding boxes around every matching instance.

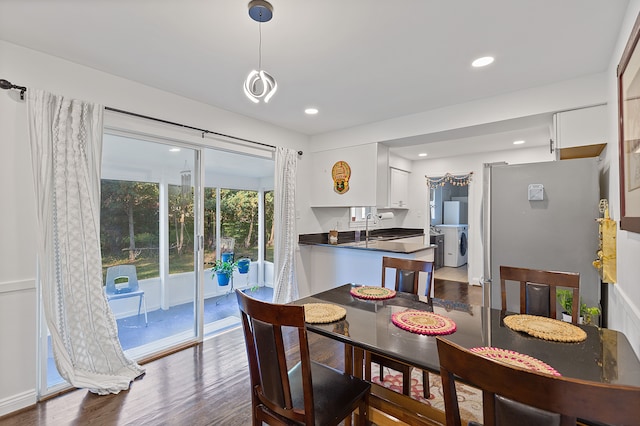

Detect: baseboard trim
[0,389,36,418]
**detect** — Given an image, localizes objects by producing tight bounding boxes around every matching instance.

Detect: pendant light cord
[258,22,263,70]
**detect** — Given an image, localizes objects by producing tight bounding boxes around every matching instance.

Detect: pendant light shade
[244,0,277,103]
[244,69,278,103]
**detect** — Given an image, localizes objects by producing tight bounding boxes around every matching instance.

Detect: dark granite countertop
[298,228,435,254]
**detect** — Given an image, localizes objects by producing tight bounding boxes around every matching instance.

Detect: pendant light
[244,0,277,103]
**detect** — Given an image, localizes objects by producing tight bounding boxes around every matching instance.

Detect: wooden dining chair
[365,256,434,398]
[499,265,580,324]
[436,337,640,426]
[235,289,370,426]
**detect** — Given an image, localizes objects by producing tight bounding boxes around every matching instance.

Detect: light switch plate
[528,184,544,201]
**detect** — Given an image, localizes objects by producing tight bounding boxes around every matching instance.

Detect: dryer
[438,225,468,267]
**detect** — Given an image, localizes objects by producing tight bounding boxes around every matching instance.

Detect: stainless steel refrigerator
[482,158,601,313]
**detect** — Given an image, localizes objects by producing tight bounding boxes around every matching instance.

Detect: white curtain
[28,89,144,394]
[272,147,299,303]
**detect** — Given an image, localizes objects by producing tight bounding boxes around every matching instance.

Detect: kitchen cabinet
[310,143,388,207]
[553,104,607,160]
[310,144,413,209]
[389,168,409,208]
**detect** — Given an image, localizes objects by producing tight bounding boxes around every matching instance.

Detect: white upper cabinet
[553,104,607,159]
[310,144,412,208]
[389,167,409,208]
[310,143,387,207]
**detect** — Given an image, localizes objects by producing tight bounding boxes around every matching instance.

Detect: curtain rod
[0,78,303,156]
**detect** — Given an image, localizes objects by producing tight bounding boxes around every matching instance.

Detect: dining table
[293,283,640,425]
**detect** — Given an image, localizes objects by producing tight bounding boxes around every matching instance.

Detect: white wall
[309,73,607,151]
[0,40,308,416]
[603,0,640,359]
[298,69,608,235]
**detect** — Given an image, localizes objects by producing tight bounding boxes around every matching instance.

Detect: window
[220,189,259,260]
[101,179,160,279]
[264,190,274,262]
[168,183,194,274]
[349,206,373,226]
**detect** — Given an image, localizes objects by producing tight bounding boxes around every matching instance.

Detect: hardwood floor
[434,278,482,306]
[433,265,468,282]
[1,283,477,425]
[1,328,344,426]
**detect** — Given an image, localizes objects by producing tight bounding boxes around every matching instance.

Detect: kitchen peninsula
[298,228,435,296]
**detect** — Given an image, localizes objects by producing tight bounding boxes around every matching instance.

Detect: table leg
[344,343,354,375]
[344,344,367,426]
[353,346,364,379]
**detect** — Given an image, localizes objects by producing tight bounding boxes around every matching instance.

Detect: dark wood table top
[294,284,640,386]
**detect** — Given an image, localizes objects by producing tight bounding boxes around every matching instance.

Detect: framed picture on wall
[617,11,640,233]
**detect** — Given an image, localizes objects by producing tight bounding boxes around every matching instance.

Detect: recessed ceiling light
[513,140,525,145]
[472,56,494,67]
[305,108,319,115]
[418,153,428,157]
[169,147,181,152]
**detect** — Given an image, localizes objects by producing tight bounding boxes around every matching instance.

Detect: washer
[438,225,468,267]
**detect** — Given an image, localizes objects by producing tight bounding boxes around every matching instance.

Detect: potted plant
[237,258,251,274]
[582,305,601,326]
[556,290,600,325]
[211,259,237,286]
[556,289,575,321]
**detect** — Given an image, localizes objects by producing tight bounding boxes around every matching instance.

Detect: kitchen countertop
[298,228,435,254]
[332,240,436,254]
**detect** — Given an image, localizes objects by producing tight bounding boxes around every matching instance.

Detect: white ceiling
[0,0,629,159]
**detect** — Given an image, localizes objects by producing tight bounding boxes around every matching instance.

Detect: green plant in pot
[211,259,237,286]
[582,305,601,326]
[556,289,576,317]
[556,290,600,325]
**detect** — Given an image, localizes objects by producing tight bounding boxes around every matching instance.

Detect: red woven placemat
[350,286,396,300]
[391,310,456,335]
[469,347,561,376]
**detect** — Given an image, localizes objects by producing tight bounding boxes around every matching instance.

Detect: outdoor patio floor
[47,286,273,387]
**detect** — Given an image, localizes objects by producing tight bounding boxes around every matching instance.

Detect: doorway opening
[429,179,469,283]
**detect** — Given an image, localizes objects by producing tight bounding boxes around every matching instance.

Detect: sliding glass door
[41,131,201,392]
[102,133,200,357]
[39,124,275,396]
[201,147,275,335]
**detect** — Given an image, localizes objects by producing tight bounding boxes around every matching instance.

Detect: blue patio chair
[105,265,148,326]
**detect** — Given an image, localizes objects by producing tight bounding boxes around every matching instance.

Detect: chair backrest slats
[436,337,640,426]
[381,256,434,300]
[236,290,313,425]
[499,265,580,324]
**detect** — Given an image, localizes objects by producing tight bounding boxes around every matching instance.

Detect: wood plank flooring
[0,281,478,425]
[433,265,468,282]
[434,279,482,306]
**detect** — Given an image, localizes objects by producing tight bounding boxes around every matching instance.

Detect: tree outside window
[101,179,160,280]
[264,190,274,262]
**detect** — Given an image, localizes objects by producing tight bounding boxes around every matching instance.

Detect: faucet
[365,211,393,242]
[365,212,378,242]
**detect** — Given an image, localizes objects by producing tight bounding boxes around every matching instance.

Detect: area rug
[371,363,483,424]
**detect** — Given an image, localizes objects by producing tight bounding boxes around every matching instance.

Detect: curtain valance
[425,172,473,187]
